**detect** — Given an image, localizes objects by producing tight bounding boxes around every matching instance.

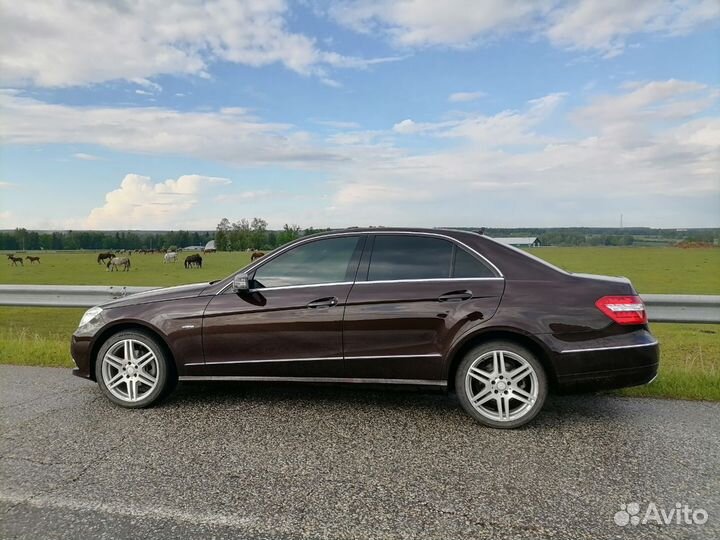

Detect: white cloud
[0,94,342,166]
[546,0,720,57]
[315,120,362,129]
[331,0,719,56]
[0,181,18,189]
[392,119,421,134]
[2,80,718,228]
[449,91,486,103]
[0,0,398,88]
[85,174,231,229]
[72,153,102,161]
[328,80,719,224]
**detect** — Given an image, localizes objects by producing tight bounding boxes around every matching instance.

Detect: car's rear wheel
[455,341,547,428]
[95,330,172,408]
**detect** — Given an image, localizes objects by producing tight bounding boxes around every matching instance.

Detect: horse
[163,252,177,263]
[25,256,40,264]
[250,251,265,261]
[7,254,23,266]
[184,254,202,269]
[97,252,115,265]
[107,257,131,272]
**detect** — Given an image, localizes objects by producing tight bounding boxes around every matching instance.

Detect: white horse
[163,252,177,263]
[107,257,131,272]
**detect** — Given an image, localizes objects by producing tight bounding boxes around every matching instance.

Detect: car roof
[308,227,484,239]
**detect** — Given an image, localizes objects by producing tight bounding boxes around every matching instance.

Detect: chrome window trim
[178,375,447,386]
[217,230,503,294]
[560,340,659,354]
[357,277,504,286]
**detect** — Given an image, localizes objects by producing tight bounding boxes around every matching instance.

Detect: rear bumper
[548,330,659,393]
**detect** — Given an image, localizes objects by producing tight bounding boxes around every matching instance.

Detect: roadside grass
[617,323,719,401]
[0,305,717,401]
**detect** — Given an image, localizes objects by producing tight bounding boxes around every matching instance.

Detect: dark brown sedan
[71,228,659,428]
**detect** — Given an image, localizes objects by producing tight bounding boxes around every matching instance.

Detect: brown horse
[184,254,202,269]
[7,254,23,266]
[25,256,40,264]
[250,251,265,261]
[97,252,115,265]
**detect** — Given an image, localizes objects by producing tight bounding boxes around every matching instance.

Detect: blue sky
[0,0,718,230]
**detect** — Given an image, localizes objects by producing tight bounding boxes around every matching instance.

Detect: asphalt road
[1,365,718,539]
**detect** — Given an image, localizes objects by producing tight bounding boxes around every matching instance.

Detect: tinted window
[453,247,495,278]
[253,236,360,288]
[368,235,452,281]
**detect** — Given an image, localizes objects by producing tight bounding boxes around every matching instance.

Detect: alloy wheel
[464,350,539,422]
[101,339,159,403]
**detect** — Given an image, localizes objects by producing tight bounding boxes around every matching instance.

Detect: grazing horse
[25,256,41,264]
[184,254,202,269]
[97,252,115,265]
[7,254,23,266]
[163,252,177,263]
[106,257,131,272]
[250,251,265,261]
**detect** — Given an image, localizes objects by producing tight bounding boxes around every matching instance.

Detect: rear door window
[368,235,453,281]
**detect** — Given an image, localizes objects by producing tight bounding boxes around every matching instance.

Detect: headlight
[78,306,103,328]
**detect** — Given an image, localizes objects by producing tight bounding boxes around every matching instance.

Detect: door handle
[438,290,473,302]
[307,297,339,309]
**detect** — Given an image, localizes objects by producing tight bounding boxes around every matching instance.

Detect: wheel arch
[444,327,558,393]
[89,321,177,382]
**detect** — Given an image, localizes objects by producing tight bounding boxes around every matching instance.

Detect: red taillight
[595,295,647,325]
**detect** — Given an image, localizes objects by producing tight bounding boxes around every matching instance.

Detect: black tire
[95,330,174,408]
[455,340,547,429]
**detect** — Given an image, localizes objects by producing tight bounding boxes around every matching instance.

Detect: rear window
[368,235,452,281]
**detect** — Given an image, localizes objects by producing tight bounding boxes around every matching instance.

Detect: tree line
[0,229,214,251]
[1,224,716,252]
[213,218,329,251]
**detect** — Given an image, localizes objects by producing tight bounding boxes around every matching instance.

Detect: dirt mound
[675,241,717,249]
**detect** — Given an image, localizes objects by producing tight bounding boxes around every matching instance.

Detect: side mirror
[232,273,251,293]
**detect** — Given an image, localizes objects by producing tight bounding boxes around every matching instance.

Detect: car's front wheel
[455,341,547,428]
[95,330,172,408]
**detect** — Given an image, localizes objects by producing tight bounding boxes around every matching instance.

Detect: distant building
[491,237,541,247]
[204,240,216,252]
[181,245,205,251]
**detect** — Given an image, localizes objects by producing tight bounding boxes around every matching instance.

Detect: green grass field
[1,247,718,401]
[530,247,720,294]
[0,251,253,287]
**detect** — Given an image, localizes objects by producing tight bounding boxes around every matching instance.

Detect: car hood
[101,282,211,308]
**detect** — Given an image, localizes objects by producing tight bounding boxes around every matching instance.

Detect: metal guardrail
[640,294,720,324]
[0,285,718,323]
[0,285,156,308]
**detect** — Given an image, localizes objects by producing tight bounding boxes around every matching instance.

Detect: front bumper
[70,333,94,379]
[548,330,659,393]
